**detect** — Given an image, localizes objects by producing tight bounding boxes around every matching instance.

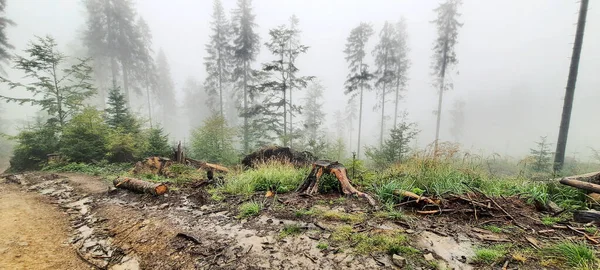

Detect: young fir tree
[431,0,463,153]
[344,23,374,159]
[530,136,553,172]
[0,36,96,129]
[143,127,171,157]
[256,22,313,146]
[0,0,15,74]
[372,21,398,147]
[105,86,138,132]
[204,0,232,117]
[366,114,418,166]
[392,18,410,128]
[231,0,260,153]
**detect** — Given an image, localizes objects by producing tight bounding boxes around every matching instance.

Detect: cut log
[393,190,438,205]
[560,171,600,184]
[573,210,600,223]
[113,177,168,195]
[559,178,600,193]
[296,160,376,206]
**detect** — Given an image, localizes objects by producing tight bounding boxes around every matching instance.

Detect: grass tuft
[316,242,328,250]
[222,162,307,196]
[279,224,303,238]
[547,241,597,268]
[238,201,262,218]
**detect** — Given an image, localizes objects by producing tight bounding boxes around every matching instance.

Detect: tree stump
[296,160,376,206]
[113,177,168,195]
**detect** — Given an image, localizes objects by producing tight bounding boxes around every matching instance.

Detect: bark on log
[113,177,168,195]
[573,210,600,223]
[296,160,376,206]
[559,178,600,193]
[559,171,600,184]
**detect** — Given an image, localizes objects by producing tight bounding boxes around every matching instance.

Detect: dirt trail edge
[1,173,477,270]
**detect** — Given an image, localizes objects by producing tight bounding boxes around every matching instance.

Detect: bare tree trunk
[146,85,153,128]
[434,43,449,155]
[380,82,386,147]
[394,77,400,128]
[121,62,130,107]
[243,61,249,154]
[554,0,588,172]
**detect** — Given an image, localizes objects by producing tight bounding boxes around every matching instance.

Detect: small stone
[405,229,415,234]
[424,253,435,261]
[392,254,406,267]
[322,233,331,239]
[158,203,169,209]
[266,219,273,224]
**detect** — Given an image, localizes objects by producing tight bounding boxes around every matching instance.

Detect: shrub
[60,108,108,163]
[190,114,238,165]
[106,129,139,162]
[223,162,307,195]
[9,121,59,171]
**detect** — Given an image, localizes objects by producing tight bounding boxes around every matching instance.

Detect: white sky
[2,0,599,158]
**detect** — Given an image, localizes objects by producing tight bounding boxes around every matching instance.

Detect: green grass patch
[222,162,307,196]
[321,210,365,224]
[316,242,328,250]
[545,241,597,268]
[483,225,503,233]
[43,162,131,178]
[541,216,562,226]
[472,244,510,264]
[330,225,413,255]
[584,226,597,235]
[279,224,303,238]
[238,201,262,218]
[295,208,316,218]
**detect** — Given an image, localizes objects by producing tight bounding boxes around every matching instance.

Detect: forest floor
[0,172,597,270]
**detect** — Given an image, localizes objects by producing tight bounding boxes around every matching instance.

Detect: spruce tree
[344,23,374,158]
[0,0,15,74]
[372,21,398,147]
[155,49,177,134]
[393,18,410,128]
[303,81,325,144]
[143,127,171,157]
[530,136,553,172]
[205,0,232,118]
[431,0,463,153]
[231,0,260,153]
[105,86,138,132]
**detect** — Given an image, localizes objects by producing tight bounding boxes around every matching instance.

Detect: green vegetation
[42,162,131,179]
[541,216,562,226]
[472,245,508,264]
[190,115,238,166]
[238,201,262,218]
[279,224,303,238]
[316,242,328,250]
[330,225,411,255]
[483,225,503,233]
[546,241,597,268]
[295,208,316,218]
[221,162,307,196]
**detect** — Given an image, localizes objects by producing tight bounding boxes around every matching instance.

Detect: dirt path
[0,184,90,270]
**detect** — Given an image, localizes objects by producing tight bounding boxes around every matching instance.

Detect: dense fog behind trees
[1,0,599,165]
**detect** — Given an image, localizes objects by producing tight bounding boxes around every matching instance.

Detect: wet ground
[0,172,592,269]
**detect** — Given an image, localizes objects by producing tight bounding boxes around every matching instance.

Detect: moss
[238,201,261,218]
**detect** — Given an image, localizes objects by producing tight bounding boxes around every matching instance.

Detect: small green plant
[472,248,505,264]
[238,201,262,218]
[295,209,316,218]
[547,241,597,268]
[279,224,303,238]
[584,226,597,235]
[222,162,307,195]
[541,216,562,226]
[483,225,503,233]
[316,242,328,250]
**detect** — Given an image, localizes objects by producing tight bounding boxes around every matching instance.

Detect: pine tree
[287,15,301,148]
[366,114,418,166]
[344,98,358,153]
[105,86,138,132]
[530,136,553,172]
[143,127,171,157]
[449,99,465,143]
[372,21,398,147]
[431,0,463,153]
[182,77,211,132]
[303,81,325,144]
[256,22,313,146]
[0,0,15,74]
[155,49,177,134]
[344,23,374,158]
[191,114,237,165]
[0,36,96,129]
[83,0,150,106]
[135,17,157,125]
[393,18,410,128]
[231,0,260,153]
[205,0,232,117]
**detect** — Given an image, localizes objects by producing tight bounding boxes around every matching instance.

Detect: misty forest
[1,0,599,269]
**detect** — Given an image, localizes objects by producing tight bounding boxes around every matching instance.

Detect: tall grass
[222,161,308,195]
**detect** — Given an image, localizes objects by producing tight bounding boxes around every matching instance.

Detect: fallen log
[296,160,376,206]
[559,171,600,184]
[394,190,438,205]
[559,178,600,193]
[573,210,600,223]
[113,177,168,195]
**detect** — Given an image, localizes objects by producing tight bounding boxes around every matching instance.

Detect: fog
[2,0,599,159]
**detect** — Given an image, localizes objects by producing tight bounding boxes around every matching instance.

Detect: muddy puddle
[417,231,474,270]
